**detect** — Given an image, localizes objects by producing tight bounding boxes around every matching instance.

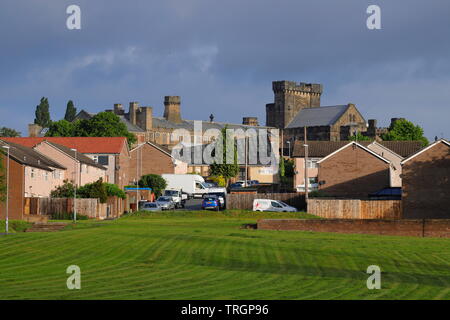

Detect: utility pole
[244,137,248,187]
[71,149,77,223]
[304,127,309,202]
[2,145,10,234]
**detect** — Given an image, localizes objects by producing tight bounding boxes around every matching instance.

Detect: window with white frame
[306,159,319,169]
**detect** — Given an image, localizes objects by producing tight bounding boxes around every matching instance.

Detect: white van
[252,199,297,212]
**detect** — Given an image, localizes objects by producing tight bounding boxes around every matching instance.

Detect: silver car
[156,196,175,210]
[141,202,162,212]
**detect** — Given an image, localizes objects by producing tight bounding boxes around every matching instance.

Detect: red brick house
[0,141,66,220]
[1,137,130,188]
[401,139,450,219]
[317,142,391,198]
[129,142,187,184]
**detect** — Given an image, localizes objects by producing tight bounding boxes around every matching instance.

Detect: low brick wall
[257,219,450,238]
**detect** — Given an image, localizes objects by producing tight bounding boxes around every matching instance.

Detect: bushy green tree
[45,112,137,147]
[105,183,126,199]
[46,120,76,137]
[50,180,77,198]
[34,97,51,128]
[0,127,21,137]
[349,132,372,142]
[64,100,77,122]
[209,127,239,184]
[139,174,167,198]
[382,119,429,147]
[78,179,108,203]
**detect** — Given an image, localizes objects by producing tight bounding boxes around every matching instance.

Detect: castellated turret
[266,81,323,128]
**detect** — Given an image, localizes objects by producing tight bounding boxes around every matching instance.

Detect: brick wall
[402,142,450,219]
[0,158,24,220]
[129,143,175,184]
[258,219,450,238]
[318,144,390,197]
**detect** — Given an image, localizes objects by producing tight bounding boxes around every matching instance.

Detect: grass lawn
[0,210,449,300]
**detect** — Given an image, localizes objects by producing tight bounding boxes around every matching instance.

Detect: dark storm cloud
[0,0,449,139]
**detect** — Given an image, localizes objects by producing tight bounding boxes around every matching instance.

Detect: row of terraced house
[0,137,187,220]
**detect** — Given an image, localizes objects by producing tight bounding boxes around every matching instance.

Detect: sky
[0,0,449,140]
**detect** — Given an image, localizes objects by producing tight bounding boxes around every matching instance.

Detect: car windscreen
[204,197,216,201]
[145,203,157,208]
[164,191,178,196]
[158,197,170,201]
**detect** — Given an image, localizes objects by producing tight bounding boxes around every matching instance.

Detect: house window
[44,172,49,181]
[306,159,319,169]
[31,169,35,178]
[98,156,109,165]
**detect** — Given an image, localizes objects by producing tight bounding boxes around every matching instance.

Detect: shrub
[209,176,226,187]
[105,183,126,199]
[139,174,167,197]
[50,180,76,198]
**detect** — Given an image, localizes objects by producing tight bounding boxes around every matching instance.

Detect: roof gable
[1,137,128,154]
[0,140,59,171]
[401,139,450,165]
[317,142,390,164]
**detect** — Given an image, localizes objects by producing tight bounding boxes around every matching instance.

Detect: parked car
[249,180,260,185]
[141,202,162,212]
[203,192,226,209]
[253,199,297,212]
[156,196,176,210]
[229,182,244,189]
[163,189,185,208]
[202,195,220,211]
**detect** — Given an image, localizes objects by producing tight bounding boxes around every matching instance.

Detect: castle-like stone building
[266,81,370,150]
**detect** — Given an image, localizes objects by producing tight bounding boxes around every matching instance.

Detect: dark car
[229,182,244,189]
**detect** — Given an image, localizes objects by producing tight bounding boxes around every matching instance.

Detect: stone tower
[266,81,323,128]
[164,96,182,124]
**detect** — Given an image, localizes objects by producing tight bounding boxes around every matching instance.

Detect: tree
[349,132,372,142]
[382,119,429,147]
[78,179,108,203]
[279,156,285,177]
[105,183,126,199]
[50,180,77,198]
[64,100,77,122]
[0,127,21,137]
[45,112,137,147]
[46,120,76,137]
[139,174,167,198]
[74,112,137,146]
[209,127,239,184]
[34,97,51,128]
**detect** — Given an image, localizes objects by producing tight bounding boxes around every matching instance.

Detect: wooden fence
[24,197,125,220]
[226,193,306,210]
[307,198,402,219]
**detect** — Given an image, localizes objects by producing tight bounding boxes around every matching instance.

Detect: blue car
[202,195,220,211]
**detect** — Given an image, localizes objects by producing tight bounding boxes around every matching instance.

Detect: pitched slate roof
[292,140,423,158]
[1,137,127,154]
[286,105,349,128]
[0,140,63,171]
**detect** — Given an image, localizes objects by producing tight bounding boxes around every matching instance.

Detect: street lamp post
[287,141,291,158]
[71,149,77,223]
[2,146,10,234]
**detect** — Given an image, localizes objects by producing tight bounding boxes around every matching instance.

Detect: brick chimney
[129,102,139,125]
[137,106,153,131]
[114,103,124,115]
[164,96,182,123]
[242,117,259,126]
[28,124,42,137]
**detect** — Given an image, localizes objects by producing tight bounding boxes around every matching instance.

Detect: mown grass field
[0,211,449,300]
